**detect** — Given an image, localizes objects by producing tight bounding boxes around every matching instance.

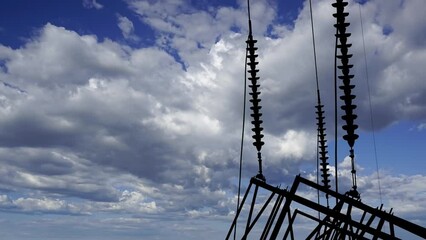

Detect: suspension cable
[309,0,320,93]
[358,3,382,204]
[234,43,249,240]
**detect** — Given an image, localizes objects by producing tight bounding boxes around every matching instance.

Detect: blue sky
[0,0,425,239]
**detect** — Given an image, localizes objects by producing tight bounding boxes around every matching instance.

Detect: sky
[0,0,425,239]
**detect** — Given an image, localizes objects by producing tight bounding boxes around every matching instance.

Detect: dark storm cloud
[4,150,75,176]
[0,111,80,148]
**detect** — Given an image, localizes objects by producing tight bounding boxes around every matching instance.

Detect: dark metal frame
[226,175,426,239]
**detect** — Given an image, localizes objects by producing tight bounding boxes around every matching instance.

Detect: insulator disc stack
[333,0,359,197]
[316,94,331,190]
[246,27,265,181]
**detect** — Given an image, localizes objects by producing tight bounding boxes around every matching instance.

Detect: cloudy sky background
[0,0,425,239]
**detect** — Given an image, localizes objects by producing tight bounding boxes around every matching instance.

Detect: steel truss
[226,176,426,239]
[227,0,426,239]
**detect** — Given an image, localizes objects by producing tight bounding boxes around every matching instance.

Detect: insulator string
[309,0,321,215]
[246,0,265,181]
[234,3,254,238]
[332,0,359,198]
[309,0,330,210]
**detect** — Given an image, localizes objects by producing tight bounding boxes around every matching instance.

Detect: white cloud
[117,15,140,42]
[0,195,89,215]
[1,24,132,88]
[266,130,316,162]
[126,0,274,65]
[355,172,426,222]
[82,0,103,10]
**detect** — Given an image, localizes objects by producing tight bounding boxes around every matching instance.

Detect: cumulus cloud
[0,21,239,211]
[0,0,425,238]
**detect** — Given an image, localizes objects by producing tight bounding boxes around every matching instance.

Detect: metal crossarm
[227,175,426,239]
